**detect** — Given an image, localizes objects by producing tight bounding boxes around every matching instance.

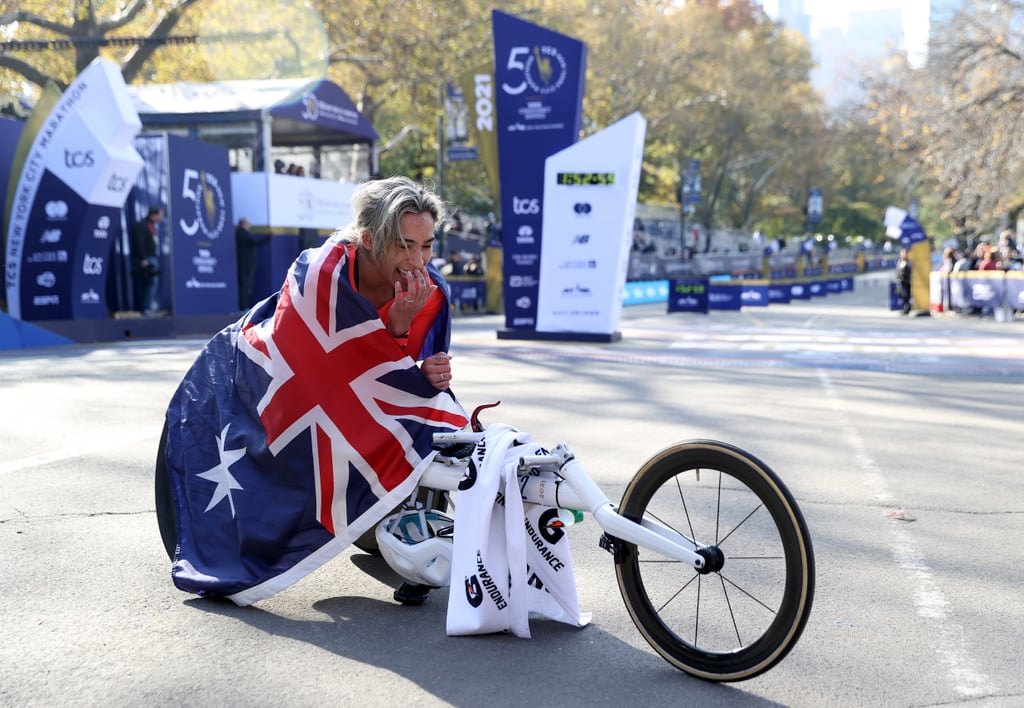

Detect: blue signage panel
[493,10,587,331]
[268,79,378,142]
[768,282,791,304]
[959,274,1005,308]
[741,281,770,307]
[71,203,123,319]
[16,174,120,321]
[683,159,701,204]
[790,281,812,300]
[708,282,743,310]
[447,146,478,161]
[1005,275,1024,309]
[166,134,237,316]
[808,188,823,223]
[17,172,86,320]
[667,278,709,313]
[0,116,23,231]
[624,280,669,305]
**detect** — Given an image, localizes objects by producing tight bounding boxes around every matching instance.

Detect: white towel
[446,424,591,637]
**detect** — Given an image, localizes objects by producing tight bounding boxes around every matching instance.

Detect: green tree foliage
[0,0,917,241]
[868,1,1024,240]
[0,0,207,94]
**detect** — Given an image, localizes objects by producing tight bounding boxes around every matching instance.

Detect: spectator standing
[235,217,270,310]
[977,244,1000,271]
[132,206,163,317]
[446,251,465,276]
[939,246,956,312]
[895,248,913,315]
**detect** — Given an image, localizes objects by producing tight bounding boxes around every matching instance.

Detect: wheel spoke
[718,572,743,645]
[674,473,698,545]
[655,571,698,613]
[720,572,780,614]
[717,502,764,547]
[715,470,722,544]
[642,507,700,551]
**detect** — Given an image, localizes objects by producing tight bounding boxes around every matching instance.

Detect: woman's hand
[389,265,436,336]
[420,352,452,390]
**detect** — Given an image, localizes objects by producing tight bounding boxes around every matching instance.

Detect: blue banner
[166,134,236,316]
[268,79,378,142]
[667,278,709,313]
[889,281,903,311]
[708,282,743,310]
[1005,274,1024,309]
[493,10,587,331]
[0,116,23,234]
[808,188,823,223]
[768,282,791,304]
[740,281,770,307]
[958,274,1005,308]
[683,159,701,204]
[790,281,812,300]
[625,280,669,305]
[18,174,83,319]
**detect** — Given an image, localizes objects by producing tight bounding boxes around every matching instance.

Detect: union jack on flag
[163,237,468,605]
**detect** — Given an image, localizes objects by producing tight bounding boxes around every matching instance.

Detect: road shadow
[184,553,785,706]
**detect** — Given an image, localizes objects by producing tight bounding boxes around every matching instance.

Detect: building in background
[774,0,811,40]
[762,1,932,107]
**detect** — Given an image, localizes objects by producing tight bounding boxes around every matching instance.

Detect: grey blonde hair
[340,176,446,263]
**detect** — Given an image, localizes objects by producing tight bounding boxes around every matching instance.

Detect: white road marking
[817,369,995,698]
[0,429,158,476]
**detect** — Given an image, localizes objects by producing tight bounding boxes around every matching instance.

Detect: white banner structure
[535,112,646,336]
[230,172,356,230]
[5,58,144,320]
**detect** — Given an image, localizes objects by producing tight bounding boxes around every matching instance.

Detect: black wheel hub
[696,545,725,574]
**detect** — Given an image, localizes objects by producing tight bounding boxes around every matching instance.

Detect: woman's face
[369,211,436,286]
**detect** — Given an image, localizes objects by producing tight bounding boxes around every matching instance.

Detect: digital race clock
[555,172,616,186]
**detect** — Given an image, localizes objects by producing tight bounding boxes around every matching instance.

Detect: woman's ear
[359,228,374,254]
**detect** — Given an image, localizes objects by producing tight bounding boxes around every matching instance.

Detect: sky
[763,0,931,64]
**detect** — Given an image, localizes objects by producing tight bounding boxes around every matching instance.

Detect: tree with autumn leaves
[5,0,1004,243]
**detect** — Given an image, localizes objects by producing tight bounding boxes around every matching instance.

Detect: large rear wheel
[154,419,177,560]
[614,440,814,682]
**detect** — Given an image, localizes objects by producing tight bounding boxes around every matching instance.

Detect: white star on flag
[197,424,246,517]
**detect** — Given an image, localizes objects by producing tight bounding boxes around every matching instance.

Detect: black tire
[154,419,178,560]
[614,440,814,682]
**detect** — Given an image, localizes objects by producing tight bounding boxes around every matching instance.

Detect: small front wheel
[614,440,814,682]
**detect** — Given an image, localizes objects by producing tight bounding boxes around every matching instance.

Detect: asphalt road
[1,273,1022,707]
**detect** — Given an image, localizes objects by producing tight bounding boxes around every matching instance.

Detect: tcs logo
[512,196,540,215]
[82,253,103,275]
[64,149,95,168]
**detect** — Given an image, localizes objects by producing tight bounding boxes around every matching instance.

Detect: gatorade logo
[458,459,478,491]
[464,574,483,607]
[538,508,566,544]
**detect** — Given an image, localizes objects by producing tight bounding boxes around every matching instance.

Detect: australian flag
[163,237,469,605]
